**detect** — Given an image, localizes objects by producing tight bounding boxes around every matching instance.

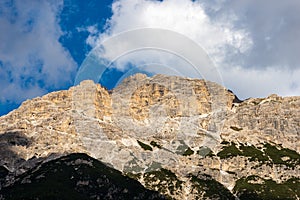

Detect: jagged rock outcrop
[0,74,299,199]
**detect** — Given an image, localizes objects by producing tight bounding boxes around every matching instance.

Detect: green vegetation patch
[239,143,269,162]
[230,126,243,131]
[217,142,242,159]
[150,141,162,149]
[190,174,235,200]
[221,141,230,145]
[234,175,300,200]
[143,168,183,199]
[1,153,165,200]
[264,143,300,167]
[183,147,194,156]
[137,140,153,151]
[216,141,300,168]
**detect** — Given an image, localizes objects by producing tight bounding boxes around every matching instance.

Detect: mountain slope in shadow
[0,153,166,200]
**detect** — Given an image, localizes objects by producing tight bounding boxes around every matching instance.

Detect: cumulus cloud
[86,0,299,99]
[201,0,300,70]
[0,0,76,106]
[89,0,251,61]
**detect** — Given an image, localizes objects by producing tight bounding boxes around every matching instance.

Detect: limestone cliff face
[0,74,299,199]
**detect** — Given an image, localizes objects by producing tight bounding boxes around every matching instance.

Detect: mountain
[1,153,165,200]
[0,74,299,199]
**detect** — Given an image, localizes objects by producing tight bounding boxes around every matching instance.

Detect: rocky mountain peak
[0,74,299,199]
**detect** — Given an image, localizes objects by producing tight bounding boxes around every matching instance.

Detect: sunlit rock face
[0,74,299,199]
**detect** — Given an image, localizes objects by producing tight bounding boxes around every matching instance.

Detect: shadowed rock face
[0,74,299,199]
[0,132,29,171]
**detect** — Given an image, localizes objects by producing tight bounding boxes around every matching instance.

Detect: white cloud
[200,0,300,71]
[90,0,251,59]
[85,0,300,98]
[221,66,300,99]
[0,0,76,105]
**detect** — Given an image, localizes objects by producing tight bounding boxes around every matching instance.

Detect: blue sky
[0,0,300,116]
